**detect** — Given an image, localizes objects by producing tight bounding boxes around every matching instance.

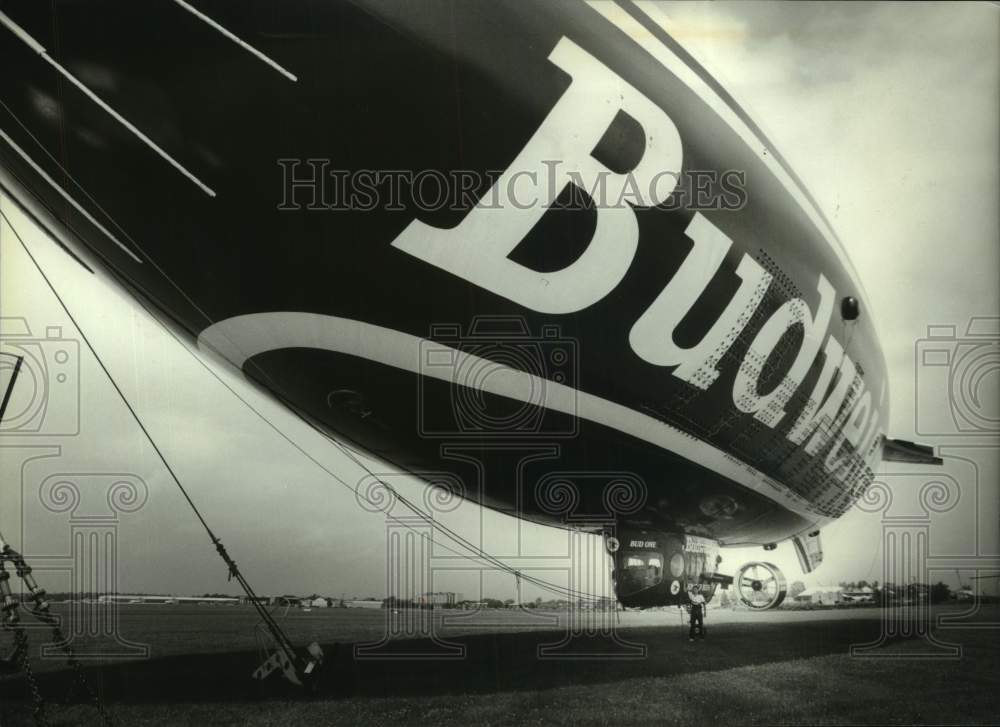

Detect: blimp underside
[1,0,893,584]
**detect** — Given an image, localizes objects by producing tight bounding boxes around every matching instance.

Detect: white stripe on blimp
[197,312,824,521]
[0,10,216,197]
[585,0,870,308]
[0,127,142,263]
[171,0,298,83]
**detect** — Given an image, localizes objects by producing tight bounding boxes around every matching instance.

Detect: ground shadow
[0,616,887,705]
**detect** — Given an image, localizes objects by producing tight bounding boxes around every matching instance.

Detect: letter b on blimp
[391,37,683,314]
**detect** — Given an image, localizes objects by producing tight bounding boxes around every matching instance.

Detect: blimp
[0,0,939,632]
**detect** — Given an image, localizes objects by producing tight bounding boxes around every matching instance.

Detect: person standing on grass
[688,584,706,641]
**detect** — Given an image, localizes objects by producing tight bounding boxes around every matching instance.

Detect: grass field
[1,604,997,725]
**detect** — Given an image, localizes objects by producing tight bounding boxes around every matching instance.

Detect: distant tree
[790,581,807,597]
[504,598,516,608]
[930,582,951,604]
[483,598,505,609]
[875,583,897,603]
[383,596,415,609]
[857,580,870,590]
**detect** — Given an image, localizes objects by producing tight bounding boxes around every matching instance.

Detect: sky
[1,1,998,601]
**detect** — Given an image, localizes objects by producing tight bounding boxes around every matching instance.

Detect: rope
[5,208,612,608]
[322,431,612,604]
[0,545,115,726]
[327,435,610,603]
[121,266,614,605]
[13,630,45,726]
[3,210,303,674]
[0,617,45,725]
[26,591,115,724]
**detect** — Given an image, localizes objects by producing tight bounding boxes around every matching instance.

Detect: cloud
[662,0,999,436]
[660,0,999,585]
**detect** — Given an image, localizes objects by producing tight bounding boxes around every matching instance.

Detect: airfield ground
[1,604,997,725]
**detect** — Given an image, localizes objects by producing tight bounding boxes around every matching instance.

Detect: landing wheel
[736,561,787,609]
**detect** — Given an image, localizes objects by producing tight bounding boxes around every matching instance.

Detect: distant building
[345,599,383,609]
[308,596,330,608]
[97,594,240,605]
[416,592,459,608]
[841,586,875,604]
[794,588,843,605]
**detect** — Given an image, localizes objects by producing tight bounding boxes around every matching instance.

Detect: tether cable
[5,208,611,606]
[2,211,300,664]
